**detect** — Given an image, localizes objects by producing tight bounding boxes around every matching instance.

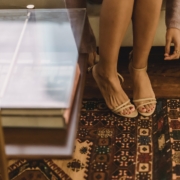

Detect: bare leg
[130,0,163,113]
[93,0,136,116]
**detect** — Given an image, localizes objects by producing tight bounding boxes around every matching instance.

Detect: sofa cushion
[87,0,166,9]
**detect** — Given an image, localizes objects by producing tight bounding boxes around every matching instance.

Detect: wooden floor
[83,47,180,99]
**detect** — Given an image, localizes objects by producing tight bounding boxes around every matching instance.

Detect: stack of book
[1,64,80,130]
[0,9,81,131]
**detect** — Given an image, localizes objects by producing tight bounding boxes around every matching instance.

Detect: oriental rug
[7,98,180,180]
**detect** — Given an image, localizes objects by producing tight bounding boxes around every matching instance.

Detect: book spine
[1,116,66,128]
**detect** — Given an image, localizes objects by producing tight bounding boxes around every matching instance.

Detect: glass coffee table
[0,8,87,161]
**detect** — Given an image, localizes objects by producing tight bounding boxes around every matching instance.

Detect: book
[63,64,80,124]
[1,64,80,128]
[0,10,81,129]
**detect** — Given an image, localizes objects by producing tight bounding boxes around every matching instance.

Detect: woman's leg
[93,0,135,115]
[131,0,163,113]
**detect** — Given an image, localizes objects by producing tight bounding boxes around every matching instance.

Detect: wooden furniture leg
[0,116,9,180]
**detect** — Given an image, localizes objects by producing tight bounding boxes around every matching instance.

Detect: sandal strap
[133,98,157,110]
[129,51,147,71]
[135,100,157,110]
[87,65,93,72]
[130,60,147,71]
[133,97,156,103]
[112,100,134,114]
[88,65,124,83]
[113,100,130,111]
[115,104,135,114]
[131,64,147,71]
[117,73,124,83]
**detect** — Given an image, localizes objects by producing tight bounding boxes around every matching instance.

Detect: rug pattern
[6,98,180,180]
[168,99,180,180]
[8,139,93,180]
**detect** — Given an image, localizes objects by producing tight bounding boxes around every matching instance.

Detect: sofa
[87,1,167,47]
[0,0,166,47]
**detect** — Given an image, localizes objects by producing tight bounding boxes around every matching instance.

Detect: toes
[152,103,156,109]
[121,106,135,115]
[138,106,146,113]
[146,103,156,112]
[149,104,155,111]
[138,103,156,113]
[120,109,129,116]
[122,109,128,115]
[144,105,152,112]
[151,103,156,112]
[129,106,135,112]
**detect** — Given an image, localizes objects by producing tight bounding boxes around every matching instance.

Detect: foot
[129,63,156,114]
[92,63,136,117]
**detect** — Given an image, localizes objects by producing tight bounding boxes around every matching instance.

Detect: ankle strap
[129,51,147,71]
[131,63,147,71]
[117,73,124,83]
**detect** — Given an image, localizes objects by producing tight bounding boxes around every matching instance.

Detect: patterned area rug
[7,98,180,180]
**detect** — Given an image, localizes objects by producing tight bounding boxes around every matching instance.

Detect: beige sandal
[111,99,138,118]
[133,98,157,116]
[88,65,138,118]
[129,53,157,116]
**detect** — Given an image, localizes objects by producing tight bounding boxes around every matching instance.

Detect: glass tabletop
[0,9,86,109]
[0,9,86,128]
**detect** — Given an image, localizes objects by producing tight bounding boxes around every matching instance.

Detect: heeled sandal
[88,65,138,118]
[129,55,157,116]
[133,98,157,116]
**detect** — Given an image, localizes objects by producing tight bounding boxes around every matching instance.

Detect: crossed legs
[93,0,163,116]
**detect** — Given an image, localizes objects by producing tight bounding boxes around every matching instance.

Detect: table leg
[0,116,9,180]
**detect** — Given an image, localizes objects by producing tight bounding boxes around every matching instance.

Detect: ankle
[130,61,147,69]
[95,63,117,78]
[130,61,147,72]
